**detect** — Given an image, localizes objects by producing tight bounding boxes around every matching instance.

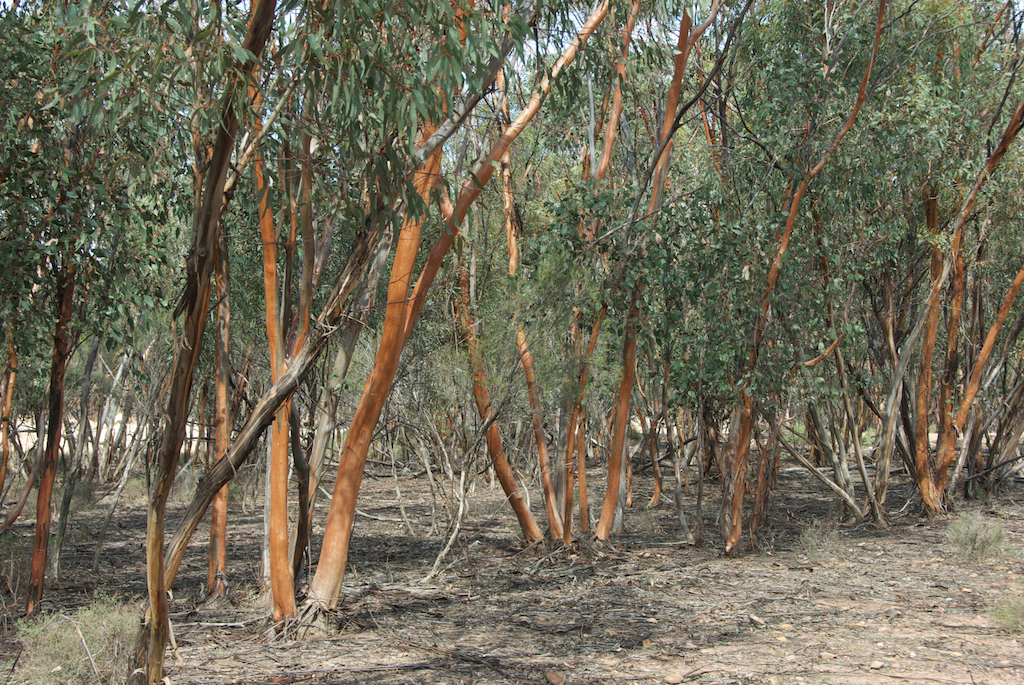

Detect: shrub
[799,519,838,562]
[15,594,139,685]
[991,596,1024,633]
[945,512,1005,561]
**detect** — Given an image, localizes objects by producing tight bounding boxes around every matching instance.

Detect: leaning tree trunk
[308,1,611,609]
[596,287,641,539]
[307,126,446,609]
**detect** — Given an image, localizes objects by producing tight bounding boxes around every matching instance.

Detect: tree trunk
[255,138,296,623]
[596,287,641,539]
[914,189,944,513]
[307,126,446,609]
[25,259,75,615]
[0,342,15,499]
[308,1,611,608]
[51,336,100,579]
[457,257,543,542]
[208,236,232,598]
[131,2,278,680]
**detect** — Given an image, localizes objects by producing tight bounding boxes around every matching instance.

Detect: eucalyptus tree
[0,4,175,614]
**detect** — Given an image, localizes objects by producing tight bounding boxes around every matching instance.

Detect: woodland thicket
[3,0,1024,682]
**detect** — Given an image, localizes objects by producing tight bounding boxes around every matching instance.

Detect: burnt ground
[3,457,1024,685]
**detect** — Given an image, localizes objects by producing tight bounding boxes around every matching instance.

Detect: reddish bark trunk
[516,329,562,538]
[596,287,641,539]
[25,261,74,615]
[308,129,445,609]
[458,265,543,542]
[133,2,279,680]
[914,190,944,513]
[309,2,610,607]
[0,342,15,499]
[208,239,231,598]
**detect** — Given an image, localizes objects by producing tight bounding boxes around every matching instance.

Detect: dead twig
[61,615,100,684]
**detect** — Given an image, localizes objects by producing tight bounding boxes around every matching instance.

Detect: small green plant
[799,519,838,562]
[991,596,1024,632]
[15,593,139,684]
[945,512,1005,560]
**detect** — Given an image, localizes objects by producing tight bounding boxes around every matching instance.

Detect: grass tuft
[799,519,838,562]
[945,512,1005,561]
[15,593,139,685]
[991,596,1024,633]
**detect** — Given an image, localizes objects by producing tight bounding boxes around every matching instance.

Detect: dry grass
[633,507,662,535]
[799,519,839,562]
[991,596,1024,633]
[14,594,138,685]
[945,512,1006,561]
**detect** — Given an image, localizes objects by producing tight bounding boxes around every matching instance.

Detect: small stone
[820,651,836,659]
[664,674,683,684]
[870,661,884,670]
[546,670,566,685]
[749,614,767,626]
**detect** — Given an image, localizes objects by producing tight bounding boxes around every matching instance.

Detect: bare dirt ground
[4,459,1024,684]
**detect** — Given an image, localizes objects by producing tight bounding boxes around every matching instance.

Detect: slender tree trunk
[131,2,278,680]
[516,330,561,538]
[51,337,100,579]
[25,259,75,615]
[256,139,297,623]
[914,189,944,512]
[208,236,232,598]
[457,257,543,542]
[0,342,15,499]
[596,287,641,539]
